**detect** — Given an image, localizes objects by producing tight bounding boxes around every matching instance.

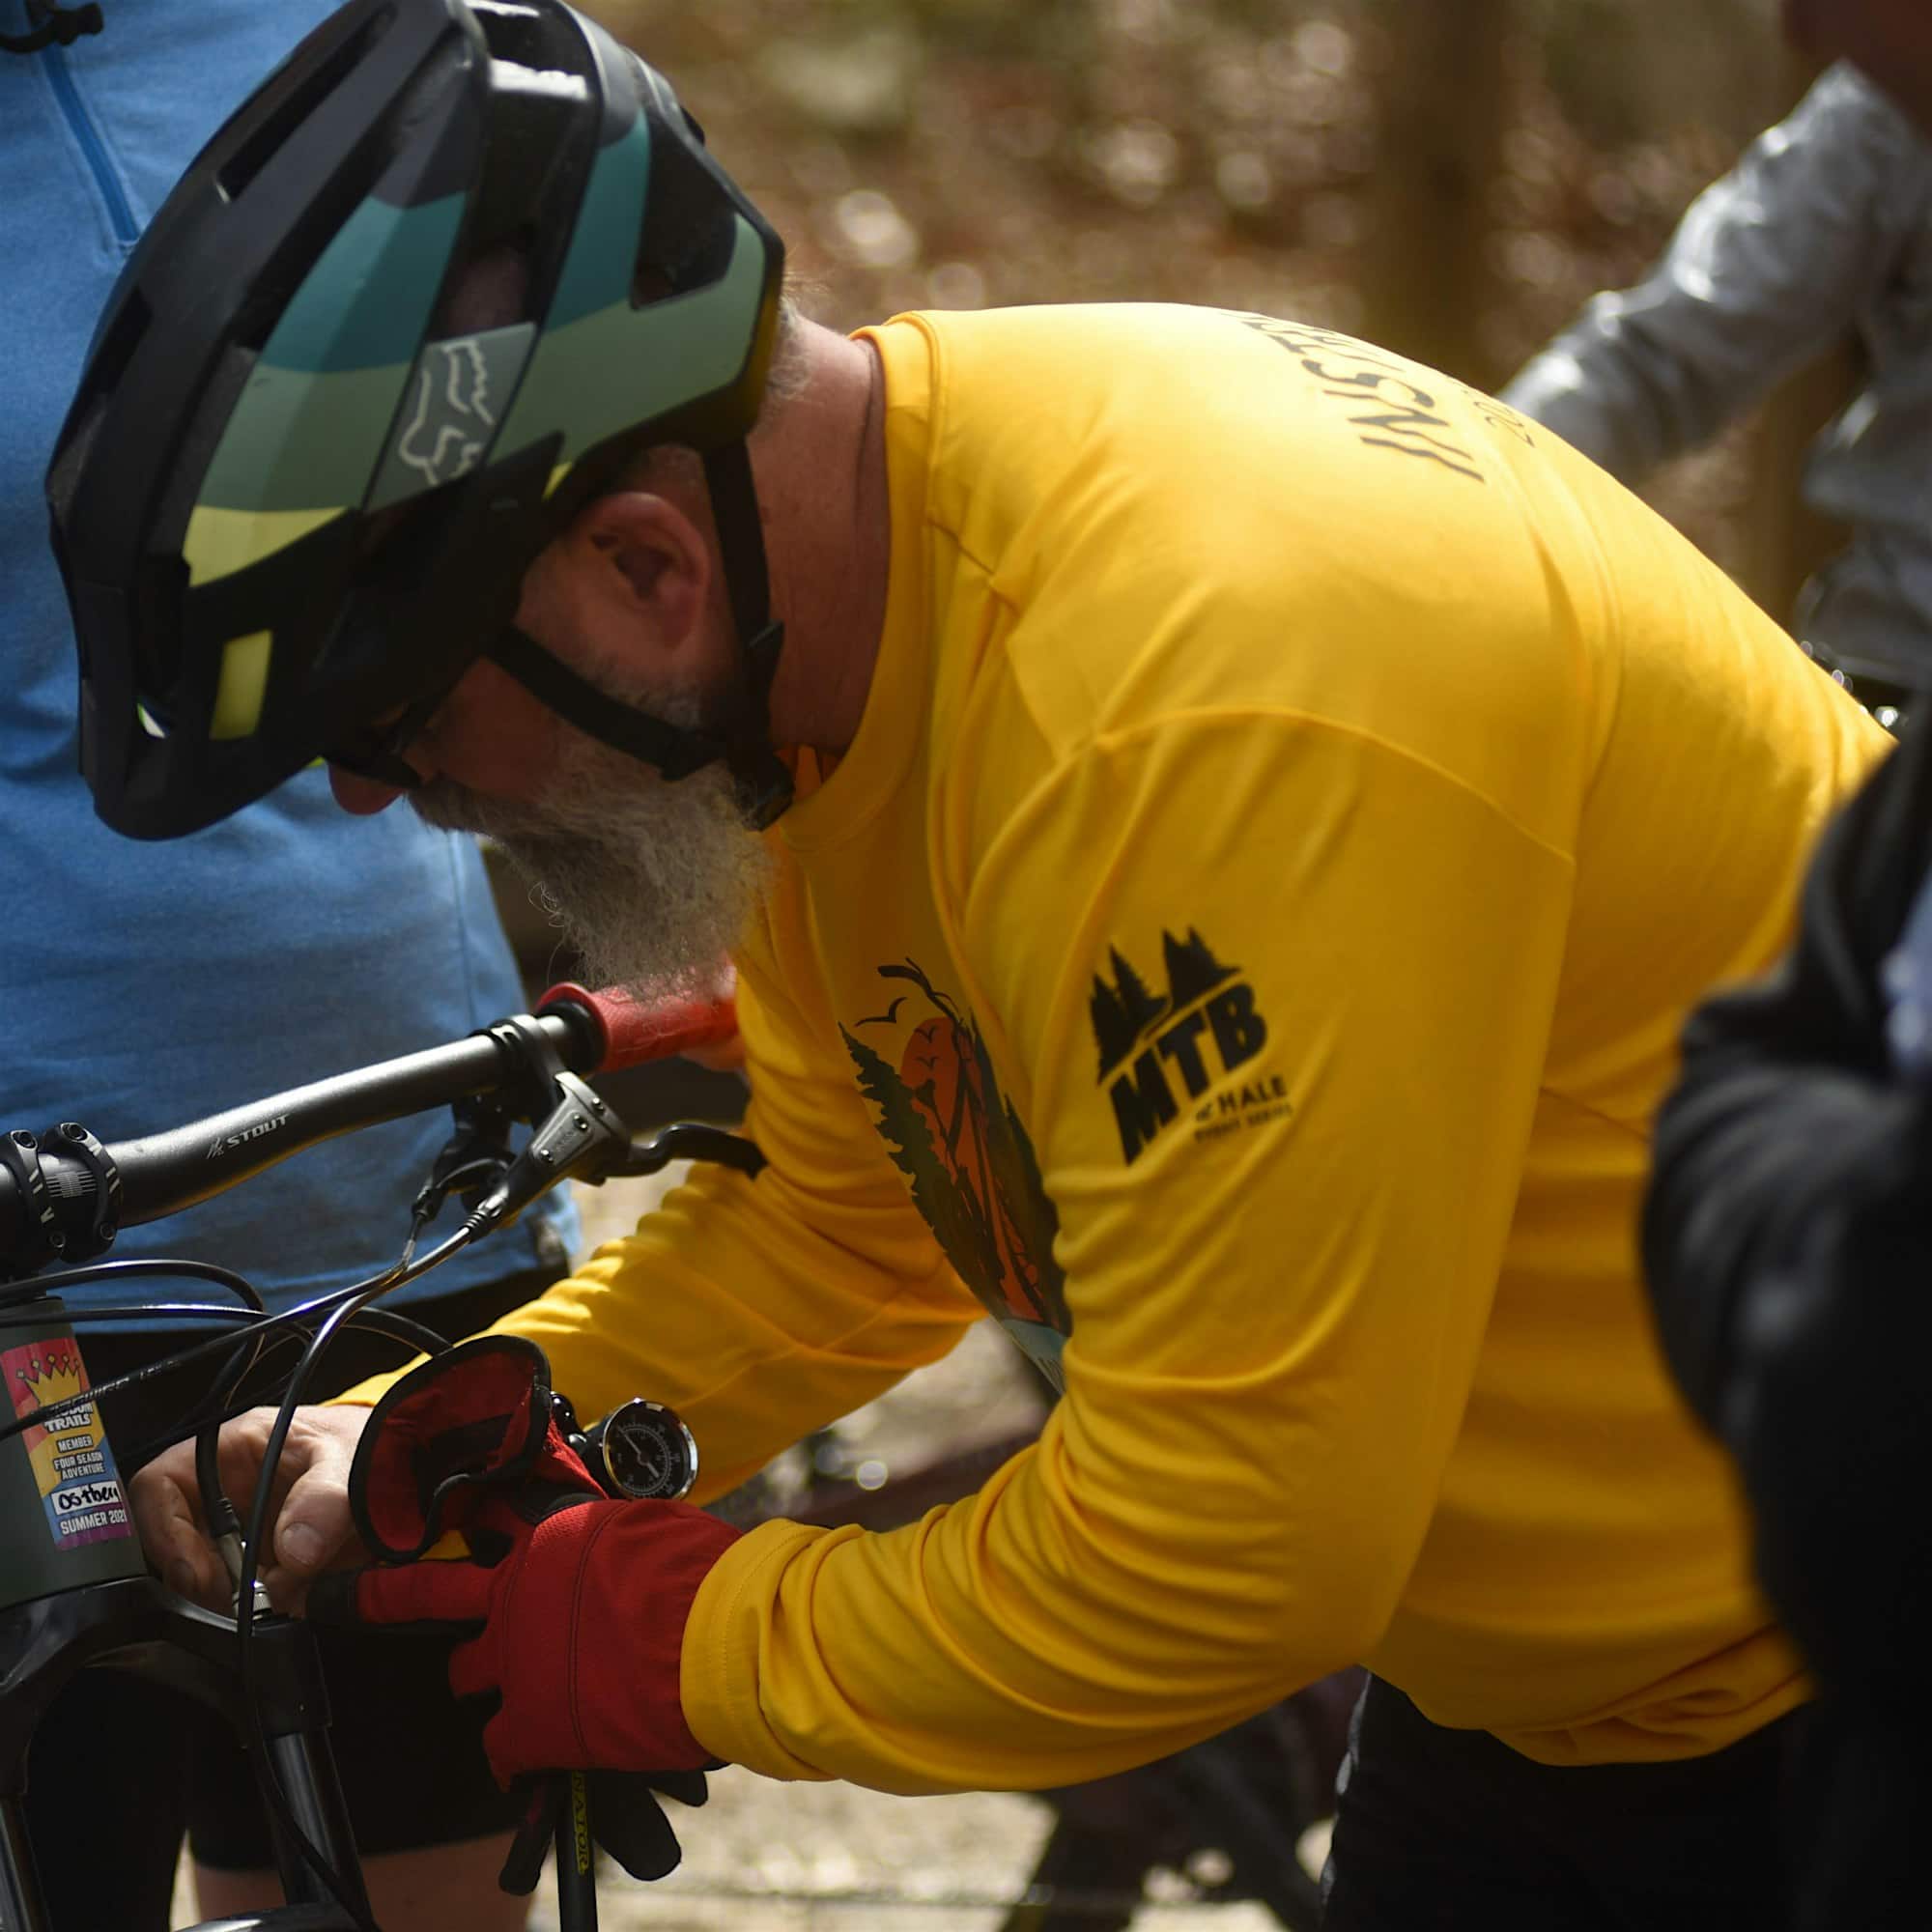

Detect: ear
[566,489,716,669]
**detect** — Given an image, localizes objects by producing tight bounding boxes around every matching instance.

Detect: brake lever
[613,1123,765,1181]
[463,1073,634,1236]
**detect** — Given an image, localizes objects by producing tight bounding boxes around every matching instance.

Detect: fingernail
[282,1525,323,1568]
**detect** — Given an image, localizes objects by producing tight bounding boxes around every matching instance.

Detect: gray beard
[411,731,770,999]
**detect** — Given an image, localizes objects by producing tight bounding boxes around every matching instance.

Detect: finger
[497,1778,562,1896]
[648,1769,711,1810]
[589,1776,684,1883]
[314,1559,493,1632]
[130,1467,226,1608]
[169,1410,304,1561]
[209,1407,286,1518]
[270,1406,371,1575]
[271,1476,354,1576]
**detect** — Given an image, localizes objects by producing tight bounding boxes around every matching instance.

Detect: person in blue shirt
[3,3,576,1925]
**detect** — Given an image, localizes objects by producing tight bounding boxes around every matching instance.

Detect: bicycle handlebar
[0,985,737,1276]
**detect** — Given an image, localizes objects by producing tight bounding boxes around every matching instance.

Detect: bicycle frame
[0,1568,366,1932]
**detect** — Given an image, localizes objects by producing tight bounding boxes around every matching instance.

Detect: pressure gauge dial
[581,1399,699,1501]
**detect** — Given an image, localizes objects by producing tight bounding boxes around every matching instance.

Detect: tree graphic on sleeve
[842,1026,992,1300]
[841,958,1065,1329]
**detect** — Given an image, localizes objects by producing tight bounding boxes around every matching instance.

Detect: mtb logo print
[842,961,1068,1379]
[1092,928,1279,1163]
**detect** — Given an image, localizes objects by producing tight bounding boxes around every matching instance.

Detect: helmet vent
[633,128,735,302]
[214,3,397,205]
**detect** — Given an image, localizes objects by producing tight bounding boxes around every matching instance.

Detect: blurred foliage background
[580,0,1848,626]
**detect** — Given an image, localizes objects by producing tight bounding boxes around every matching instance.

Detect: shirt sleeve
[474,899,986,1499]
[682,713,1577,1792]
[1497,66,1919,481]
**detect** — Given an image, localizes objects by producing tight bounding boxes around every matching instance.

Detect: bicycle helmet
[46,0,789,839]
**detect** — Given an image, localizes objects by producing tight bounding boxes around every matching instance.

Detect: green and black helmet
[46,0,790,839]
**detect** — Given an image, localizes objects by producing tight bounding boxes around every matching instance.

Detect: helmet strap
[474,443,795,827]
[483,625,726,781]
[703,442,794,829]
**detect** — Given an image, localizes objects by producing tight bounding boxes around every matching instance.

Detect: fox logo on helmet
[398,339,497,484]
[373,323,539,508]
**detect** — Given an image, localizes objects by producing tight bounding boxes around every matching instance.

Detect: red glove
[311,1337,740,1784]
[344,1487,736,1778]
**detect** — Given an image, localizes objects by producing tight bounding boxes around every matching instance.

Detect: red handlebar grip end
[537,982,740,1073]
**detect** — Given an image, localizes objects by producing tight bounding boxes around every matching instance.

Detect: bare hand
[130,1403,371,1612]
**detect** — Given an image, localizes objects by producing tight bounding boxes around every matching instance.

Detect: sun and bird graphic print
[841,961,1069,1356]
[839,932,1275,1380]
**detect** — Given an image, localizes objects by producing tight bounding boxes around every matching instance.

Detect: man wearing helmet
[73,0,1899,1921]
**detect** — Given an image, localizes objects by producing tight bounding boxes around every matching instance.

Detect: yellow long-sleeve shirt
[472,305,1889,1789]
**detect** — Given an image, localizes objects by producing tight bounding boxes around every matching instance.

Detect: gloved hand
[309,1337,741,1867]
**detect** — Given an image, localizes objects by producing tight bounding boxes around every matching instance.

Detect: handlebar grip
[536,983,738,1074]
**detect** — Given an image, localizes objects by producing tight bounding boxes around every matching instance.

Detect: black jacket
[1643,712,1932,1699]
